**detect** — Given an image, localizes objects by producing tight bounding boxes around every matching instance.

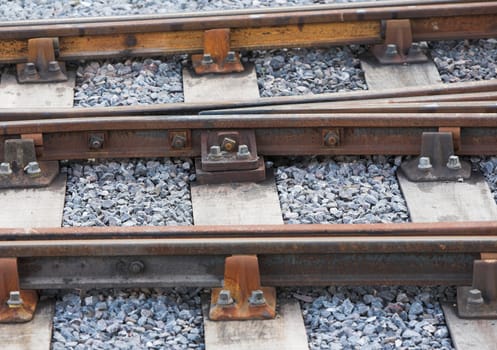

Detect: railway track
[1,0,497,349]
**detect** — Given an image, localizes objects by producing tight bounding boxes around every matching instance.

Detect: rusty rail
[0,1,496,63]
[1,221,496,288]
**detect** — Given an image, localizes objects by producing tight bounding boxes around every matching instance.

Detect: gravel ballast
[2,1,496,350]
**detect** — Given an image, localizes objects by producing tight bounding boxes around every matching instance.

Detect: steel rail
[0,0,479,27]
[0,1,496,62]
[2,113,497,159]
[1,79,496,121]
[4,221,496,288]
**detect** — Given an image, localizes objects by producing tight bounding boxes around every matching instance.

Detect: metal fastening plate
[196,130,265,184]
[400,132,471,182]
[457,259,497,319]
[191,28,244,74]
[1,138,59,189]
[209,255,276,321]
[17,38,68,84]
[372,19,428,65]
[0,258,38,323]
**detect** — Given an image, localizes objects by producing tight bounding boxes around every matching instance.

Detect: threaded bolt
[128,261,145,274]
[24,62,37,76]
[385,44,398,57]
[201,53,214,65]
[48,61,61,72]
[467,288,484,305]
[418,156,432,170]
[447,155,462,170]
[226,51,236,63]
[0,162,12,175]
[237,144,251,160]
[7,291,23,308]
[324,130,340,146]
[217,290,234,306]
[171,134,186,149]
[24,161,41,175]
[248,290,266,306]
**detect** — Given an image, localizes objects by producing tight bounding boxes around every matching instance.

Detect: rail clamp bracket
[195,129,265,184]
[17,38,68,84]
[457,259,497,318]
[372,19,428,64]
[209,255,276,321]
[400,132,471,182]
[0,138,59,188]
[191,28,244,75]
[0,258,38,323]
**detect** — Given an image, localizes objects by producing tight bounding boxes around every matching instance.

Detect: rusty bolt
[226,51,237,63]
[221,137,237,152]
[248,290,266,306]
[201,53,214,65]
[324,130,340,147]
[24,62,37,76]
[48,61,61,72]
[0,162,12,175]
[24,161,41,175]
[217,290,234,306]
[7,291,23,308]
[128,260,145,274]
[385,44,398,57]
[171,134,187,149]
[467,288,484,305]
[89,135,104,150]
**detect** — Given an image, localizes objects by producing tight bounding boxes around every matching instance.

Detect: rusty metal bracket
[195,129,265,184]
[400,132,471,182]
[372,19,428,64]
[0,138,59,189]
[17,38,68,83]
[0,258,38,323]
[209,255,276,321]
[191,28,244,74]
[457,259,497,319]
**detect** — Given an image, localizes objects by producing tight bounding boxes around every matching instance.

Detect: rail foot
[209,255,276,320]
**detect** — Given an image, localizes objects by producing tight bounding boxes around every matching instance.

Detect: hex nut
[467,288,484,305]
[0,162,12,175]
[248,290,266,306]
[236,144,251,160]
[417,156,432,170]
[89,135,104,150]
[128,261,145,274]
[217,290,234,306]
[24,161,41,175]
[221,137,237,152]
[171,134,187,149]
[324,130,340,147]
[7,291,23,308]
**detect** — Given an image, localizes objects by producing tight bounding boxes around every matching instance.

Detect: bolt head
[24,161,41,175]
[217,290,234,306]
[128,261,145,274]
[418,156,432,170]
[48,61,61,72]
[447,155,462,170]
[7,291,23,308]
[324,130,340,146]
[0,162,12,175]
[385,44,398,57]
[201,53,214,65]
[467,288,484,305]
[226,51,237,63]
[89,135,104,150]
[171,134,186,149]
[221,137,237,152]
[236,144,251,159]
[24,62,37,75]
[248,290,266,306]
